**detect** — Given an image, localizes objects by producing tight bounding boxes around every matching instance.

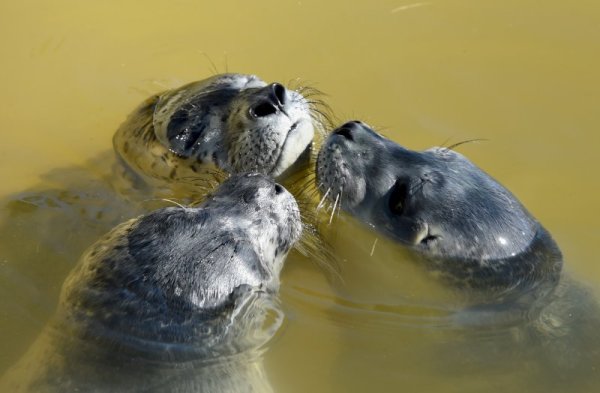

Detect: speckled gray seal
[316,120,562,295]
[114,73,316,184]
[1,173,301,393]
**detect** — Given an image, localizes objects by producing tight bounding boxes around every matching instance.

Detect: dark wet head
[316,121,543,264]
[52,173,301,367]
[77,173,302,315]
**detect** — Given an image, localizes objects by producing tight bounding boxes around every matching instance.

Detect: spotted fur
[114,73,316,185]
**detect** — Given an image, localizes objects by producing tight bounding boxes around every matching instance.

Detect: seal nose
[334,121,362,141]
[271,83,287,106]
[250,83,288,118]
[274,183,285,195]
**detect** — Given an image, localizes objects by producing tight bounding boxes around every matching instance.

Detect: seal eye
[388,181,408,215]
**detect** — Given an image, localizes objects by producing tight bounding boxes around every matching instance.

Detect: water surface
[1,1,600,392]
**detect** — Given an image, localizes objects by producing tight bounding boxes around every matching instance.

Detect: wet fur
[113,73,326,185]
[316,121,600,388]
[1,174,301,392]
[316,121,562,296]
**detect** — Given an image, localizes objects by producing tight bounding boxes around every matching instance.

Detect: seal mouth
[270,119,311,178]
[413,222,439,247]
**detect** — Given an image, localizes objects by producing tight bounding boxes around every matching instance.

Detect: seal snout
[249,83,288,118]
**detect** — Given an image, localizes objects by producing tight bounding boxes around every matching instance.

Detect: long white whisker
[370,238,378,257]
[329,192,340,225]
[337,187,343,220]
[316,187,331,211]
[159,198,187,209]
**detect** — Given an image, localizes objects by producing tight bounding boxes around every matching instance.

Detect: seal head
[61,172,301,345]
[115,73,315,183]
[316,121,562,291]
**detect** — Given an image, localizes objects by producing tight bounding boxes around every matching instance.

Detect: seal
[114,73,317,184]
[1,173,301,393]
[316,121,600,389]
[316,120,562,294]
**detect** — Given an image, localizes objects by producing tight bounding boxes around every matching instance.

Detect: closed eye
[388,180,408,215]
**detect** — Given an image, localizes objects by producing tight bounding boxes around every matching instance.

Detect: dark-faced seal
[316,120,562,295]
[1,173,301,392]
[316,121,600,389]
[114,73,320,185]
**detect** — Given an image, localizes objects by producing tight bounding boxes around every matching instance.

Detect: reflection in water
[2,290,282,392]
[0,153,142,374]
[315,218,600,393]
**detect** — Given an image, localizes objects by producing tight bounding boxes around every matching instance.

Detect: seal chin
[270,118,314,178]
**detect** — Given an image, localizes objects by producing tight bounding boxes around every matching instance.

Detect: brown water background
[1,1,600,392]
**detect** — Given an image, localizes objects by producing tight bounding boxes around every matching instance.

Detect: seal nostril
[272,83,286,106]
[334,127,354,141]
[274,184,284,194]
[250,101,278,118]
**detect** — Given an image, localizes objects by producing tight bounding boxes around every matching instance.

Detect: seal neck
[423,226,563,302]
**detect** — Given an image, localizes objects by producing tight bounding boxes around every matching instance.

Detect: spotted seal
[114,73,317,185]
[1,173,301,392]
[316,120,562,295]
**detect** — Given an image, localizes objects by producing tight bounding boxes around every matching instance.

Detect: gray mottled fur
[1,173,301,392]
[114,73,315,184]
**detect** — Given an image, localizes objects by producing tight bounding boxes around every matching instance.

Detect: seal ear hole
[388,181,408,215]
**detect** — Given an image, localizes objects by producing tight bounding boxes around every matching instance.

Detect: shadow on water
[0,151,143,373]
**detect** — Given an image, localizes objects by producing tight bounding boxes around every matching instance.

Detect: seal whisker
[316,188,331,211]
[443,138,489,152]
[370,238,379,257]
[199,51,220,76]
[160,198,188,209]
[337,187,344,221]
[329,192,340,225]
[305,181,323,198]
[292,176,319,196]
[287,171,316,188]
[141,198,189,209]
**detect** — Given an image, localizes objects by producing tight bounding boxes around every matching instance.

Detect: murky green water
[1,1,600,391]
